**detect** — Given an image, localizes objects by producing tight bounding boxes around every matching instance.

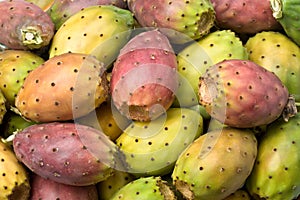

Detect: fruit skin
[127,0,215,44]
[245,31,300,103]
[97,169,135,200]
[0,0,55,50]
[15,53,109,123]
[271,0,300,46]
[25,0,55,11]
[173,29,248,107]
[110,176,176,200]
[0,139,30,200]
[1,111,36,139]
[76,99,131,141]
[0,90,6,125]
[172,127,257,200]
[211,0,281,34]
[111,30,178,121]
[0,50,45,106]
[246,112,300,200]
[223,189,251,200]
[198,59,290,128]
[30,173,99,200]
[116,108,203,177]
[13,122,126,186]
[48,0,128,30]
[49,5,134,68]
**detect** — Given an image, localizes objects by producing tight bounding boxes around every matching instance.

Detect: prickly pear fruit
[0,139,30,200]
[1,111,36,139]
[172,127,257,200]
[173,29,248,107]
[30,173,99,200]
[49,5,134,68]
[0,50,45,106]
[110,176,176,200]
[0,0,55,50]
[246,112,300,200]
[0,90,6,125]
[13,122,126,186]
[271,0,300,46]
[48,0,127,30]
[116,108,203,177]
[25,0,55,11]
[127,0,215,44]
[15,53,109,122]
[245,31,300,103]
[211,0,281,34]
[76,99,131,141]
[97,169,135,200]
[223,189,251,200]
[198,59,294,128]
[111,30,178,121]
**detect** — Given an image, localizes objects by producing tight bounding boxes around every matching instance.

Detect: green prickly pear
[198,59,295,128]
[49,5,134,68]
[172,127,257,200]
[127,0,216,44]
[245,31,300,103]
[173,29,248,107]
[116,107,203,177]
[13,122,126,186]
[97,169,135,200]
[15,53,109,122]
[0,139,30,200]
[0,89,6,125]
[246,112,300,200]
[271,0,300,46]
[0,50,45,106]
[110,176,176,200]
[0,0,55,50]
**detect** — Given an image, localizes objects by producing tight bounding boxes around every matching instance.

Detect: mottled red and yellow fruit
[198,59,293,128]
[15,53,109,122]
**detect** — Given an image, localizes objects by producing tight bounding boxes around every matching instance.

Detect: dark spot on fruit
[135,139,138,143]
[54,101,59,106]
[148,142,152,145]
[273,148,277,152]
[74,69,78,73]
[51,82,55,87]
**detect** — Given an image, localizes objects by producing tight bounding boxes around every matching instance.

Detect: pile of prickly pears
[0,0,300,199]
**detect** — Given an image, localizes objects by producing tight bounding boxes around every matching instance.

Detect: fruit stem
[21,26,44,49]
[270,0,283,19]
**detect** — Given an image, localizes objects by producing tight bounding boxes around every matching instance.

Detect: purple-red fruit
[0,0,55,50]
[30,173,99,200]
[211,0,281,34]
[13,122,126,186]
[110,30,178,121]
[198,59,294,128]
[48,0,128,29]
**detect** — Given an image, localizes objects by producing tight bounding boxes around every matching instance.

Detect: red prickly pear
[211,0,282,34]
[13,122,127,186]
[0,0,55,50]
[30,173,99,200]
[48,0,128,30]
[110,29,178,121]
[198,59,296,128]
[127,0,215,44]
